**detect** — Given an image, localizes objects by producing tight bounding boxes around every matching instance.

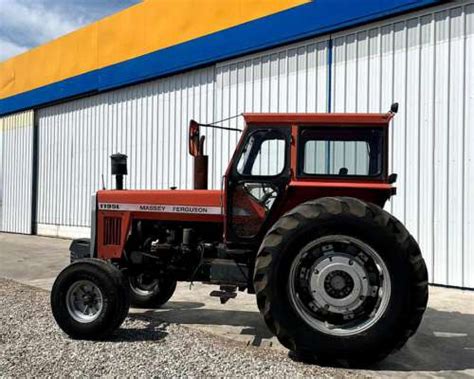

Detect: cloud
[0,38,28,61]
[0,0,85,52]
[0,0,139,62]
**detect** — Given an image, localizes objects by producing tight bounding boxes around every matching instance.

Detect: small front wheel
[128,273,177,308]
[51,259,130,340]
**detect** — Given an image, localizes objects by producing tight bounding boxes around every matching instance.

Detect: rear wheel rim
[288,235,391,337]
[66,280,104,323]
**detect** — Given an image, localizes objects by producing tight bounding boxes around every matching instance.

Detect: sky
[0,0,140,62]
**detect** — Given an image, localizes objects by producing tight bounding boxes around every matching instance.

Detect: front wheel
[254,197,428,365]
[51,259,130,340]
[128,274,177,308]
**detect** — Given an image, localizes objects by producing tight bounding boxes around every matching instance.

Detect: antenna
[101,174,106,190]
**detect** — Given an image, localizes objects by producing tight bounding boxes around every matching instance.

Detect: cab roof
[243,113,394,126]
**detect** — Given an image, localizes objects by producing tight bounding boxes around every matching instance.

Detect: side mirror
[390,103,399,114]
[388,173,398,184]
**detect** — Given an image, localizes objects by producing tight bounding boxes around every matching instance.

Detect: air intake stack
[110,153,128,190]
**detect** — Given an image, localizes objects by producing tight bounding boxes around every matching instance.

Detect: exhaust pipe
[189,120,208,190]
[194,155,208,190]
[110,153,128,190]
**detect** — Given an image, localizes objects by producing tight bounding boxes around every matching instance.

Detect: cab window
[236,129,286,177]
[299,127,385,178]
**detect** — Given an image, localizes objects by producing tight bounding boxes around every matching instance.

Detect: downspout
[326,37,334,174]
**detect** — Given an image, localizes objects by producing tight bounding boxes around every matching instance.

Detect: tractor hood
[96,189,224,223]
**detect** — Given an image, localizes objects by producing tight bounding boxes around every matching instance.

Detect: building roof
[0,0,443,117]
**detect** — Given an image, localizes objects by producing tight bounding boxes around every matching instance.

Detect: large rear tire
[254,197,428,365]
[51,259,130,340]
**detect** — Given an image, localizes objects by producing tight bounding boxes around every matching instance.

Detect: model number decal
[98,203,222,215]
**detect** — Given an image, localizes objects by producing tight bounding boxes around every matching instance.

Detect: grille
[103,217,122,246]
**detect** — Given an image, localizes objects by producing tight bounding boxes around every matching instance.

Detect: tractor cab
[190,108,398,246]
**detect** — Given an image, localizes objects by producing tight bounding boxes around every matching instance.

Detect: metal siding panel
[405,17,421,241]
[419,13,436,282]
[215,36,330,183]
[463,3,474,288]
[447,6,465,287]
[0,110,34,234]
[330,0,473,288]
[433,9,450,285]
[368,28,382,113]
[37,67,214,227]
[392,21,408,225]
[316,42,329,113]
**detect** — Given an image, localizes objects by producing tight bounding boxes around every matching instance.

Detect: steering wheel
[260,185,278,209]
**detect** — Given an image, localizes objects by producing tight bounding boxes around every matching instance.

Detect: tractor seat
[339,167,349,176]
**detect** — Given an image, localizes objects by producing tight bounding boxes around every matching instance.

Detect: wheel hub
[325,270,353,297]
[310,255,369,314]
[66,280,103,324]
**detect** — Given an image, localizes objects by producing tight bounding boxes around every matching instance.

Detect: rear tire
[51,259,130,340]
[254,197,428,365]
[128,274,177,308]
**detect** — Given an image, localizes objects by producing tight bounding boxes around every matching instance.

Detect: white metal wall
[33,0,473,288]
[213,37,330,186]
[0,110,34,234]
[37,67,215,228]
[331,0,474,288]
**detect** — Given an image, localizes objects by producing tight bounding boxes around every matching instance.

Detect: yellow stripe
[0,0,308,100]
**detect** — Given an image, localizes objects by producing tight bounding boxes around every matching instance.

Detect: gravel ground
[0,278,357,378]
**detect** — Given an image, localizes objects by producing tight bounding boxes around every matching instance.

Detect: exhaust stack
[189,120,208,190]
[110,153,128,190]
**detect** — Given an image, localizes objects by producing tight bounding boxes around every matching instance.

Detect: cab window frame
[232,126,291,179]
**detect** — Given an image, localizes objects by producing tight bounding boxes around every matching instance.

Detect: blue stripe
[0,0,442,116]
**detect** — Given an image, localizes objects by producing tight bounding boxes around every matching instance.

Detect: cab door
[225,126,291,244]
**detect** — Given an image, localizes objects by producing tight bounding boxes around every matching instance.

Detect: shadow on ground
[127,304,474,372]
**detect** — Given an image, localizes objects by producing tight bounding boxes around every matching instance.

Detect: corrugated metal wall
[32,0,473,288]
[37,67,215,228]
[331,0,474,288]
[213,37,330,186]
[0,110,34,234]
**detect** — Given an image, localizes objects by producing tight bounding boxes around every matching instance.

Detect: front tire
[128,274,177,308]
[254,197,428,365]
[51,259,130,340]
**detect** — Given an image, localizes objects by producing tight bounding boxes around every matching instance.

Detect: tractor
[51,104,428,365]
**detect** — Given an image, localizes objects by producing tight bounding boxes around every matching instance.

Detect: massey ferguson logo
[98,203,222,215]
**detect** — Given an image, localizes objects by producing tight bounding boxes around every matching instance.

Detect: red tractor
[51,104,428,365]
